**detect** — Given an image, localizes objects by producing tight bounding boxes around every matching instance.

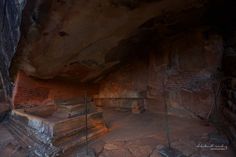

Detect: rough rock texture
[154,30,223,118]
[0,0,25,96]
[0,123,27,157]
[12,0,209,81]
[1,108,235,157]
[95,29,223,119]
[14,28,223,118]
[84,109,235,157]
[12,71,99,109]
[0,80,8,118]
[0,0,25,115]
[94,57,148,111]
[221,31,236,150]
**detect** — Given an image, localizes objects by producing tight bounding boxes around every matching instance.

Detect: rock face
[12,29,224,119]
[221,32,236,150]
[12,71,99,109]
[12,0,209,81]
[0,0,26,115]
[95,30,223,119]
[8,0,236,120]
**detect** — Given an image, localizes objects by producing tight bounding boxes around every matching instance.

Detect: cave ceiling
[11,0,210,82]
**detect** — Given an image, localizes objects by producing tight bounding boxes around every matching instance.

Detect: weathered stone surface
[208,132,229,145]
[0,0,25,115]
[0,124,27,157]
[127,144,152,157]
[223,47,236,77]
[101,148,133,157]
[12,0,208,81]
[159,146,187,157]
[131,100,145,114]
[90,140,106,156]
[0,0,25,95]
[13,71,98,109]
[95,137,161,157]
[231,79,236,89]
[150,149,162,157]
[76,149,96,157]
[104,143,121,150]
[171,139,197,156]
[96,30,223,119]
[8,106,108,156]
[0,86,9,118]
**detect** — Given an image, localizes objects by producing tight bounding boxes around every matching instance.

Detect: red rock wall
[147,30,223,118]
[13,71,98,109]
[13,30,224,119]
[94,58,148,110]
[97,29,223,118]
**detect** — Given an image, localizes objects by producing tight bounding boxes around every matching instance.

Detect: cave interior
[0,0,236,157]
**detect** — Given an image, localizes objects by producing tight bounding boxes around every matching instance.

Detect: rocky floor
[69,109,236,157]
[0,109,236,157]
[0,123,28,157]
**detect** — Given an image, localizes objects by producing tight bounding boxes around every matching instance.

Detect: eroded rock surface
[12,0,209,81]
[0,0,26,115]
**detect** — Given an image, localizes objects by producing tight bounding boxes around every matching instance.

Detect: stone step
[55,98,92,106]
[58,126,108,153]
[58,103,85,112]
[11,109,54,137]
[8,115,107,154]
[58,103,96,118]
[6,120,34,147]
[10,109,104,137]
[9,112,107,144]
[23,104,57,117]
[53,111,104,136]
[7,108,108,156]
[8,117,53,144]
[6,120,60,157]
[53,121,105,143]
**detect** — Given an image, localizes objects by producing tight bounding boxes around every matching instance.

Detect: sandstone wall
[12,29,224,119]
[13,71,98,109]
[96,29,223,118]
[148,30,223,118]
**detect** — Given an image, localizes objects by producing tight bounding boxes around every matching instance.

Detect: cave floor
[0,108,235,157]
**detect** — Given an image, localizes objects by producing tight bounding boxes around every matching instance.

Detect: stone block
[131,100,145,114]
[8,107,108,156]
